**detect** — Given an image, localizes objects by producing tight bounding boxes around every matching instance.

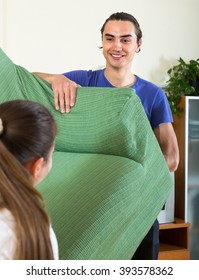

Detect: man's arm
[153,123,179,172]
[33,72,78,113]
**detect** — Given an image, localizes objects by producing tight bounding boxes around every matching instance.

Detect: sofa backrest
[0,48,163,167]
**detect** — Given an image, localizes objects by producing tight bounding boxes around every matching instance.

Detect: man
[34,12,179,259]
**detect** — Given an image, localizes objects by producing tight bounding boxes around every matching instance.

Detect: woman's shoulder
[50,225,59,260]
[0,209,16,260]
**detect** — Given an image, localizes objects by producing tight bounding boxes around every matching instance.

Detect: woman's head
[0,99,57,259]
[0,99,57,185]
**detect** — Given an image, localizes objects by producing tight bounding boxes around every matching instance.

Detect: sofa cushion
[38,151,171,260]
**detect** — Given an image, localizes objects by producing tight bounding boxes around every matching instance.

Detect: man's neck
[104,66,135,88]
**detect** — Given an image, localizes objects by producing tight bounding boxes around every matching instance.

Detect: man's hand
[33,72,79,113]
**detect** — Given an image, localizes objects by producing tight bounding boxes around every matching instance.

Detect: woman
[0,99,58,260]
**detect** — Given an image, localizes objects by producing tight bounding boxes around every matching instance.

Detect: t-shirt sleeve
[62,70,92,86]
[151,87,173,129]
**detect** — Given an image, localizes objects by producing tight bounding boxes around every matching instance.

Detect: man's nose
[113,39,122,50]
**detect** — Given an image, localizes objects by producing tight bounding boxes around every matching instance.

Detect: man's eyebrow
[104,33,133,38]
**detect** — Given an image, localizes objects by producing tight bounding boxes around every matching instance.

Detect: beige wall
[0,0,199,85]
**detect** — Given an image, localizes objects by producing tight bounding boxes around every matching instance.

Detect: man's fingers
[54,89,60,111]
[64,90,71,113]
[70,89,77,107]
[52,77,78,113]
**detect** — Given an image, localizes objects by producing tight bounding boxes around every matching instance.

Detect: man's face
[102,20,141,69]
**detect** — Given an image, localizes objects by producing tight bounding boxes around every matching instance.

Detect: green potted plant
[163,58,199,115]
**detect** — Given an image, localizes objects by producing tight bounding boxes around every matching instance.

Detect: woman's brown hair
[0,100,57,259]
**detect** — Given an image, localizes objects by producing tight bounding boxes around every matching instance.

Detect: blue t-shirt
[63,69,173,129]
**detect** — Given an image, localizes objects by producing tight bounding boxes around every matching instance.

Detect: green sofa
[0,48,172,260]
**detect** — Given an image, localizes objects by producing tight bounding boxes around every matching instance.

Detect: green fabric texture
[0,48,172,259]
[39,151,171,260]
[0,48,163,164]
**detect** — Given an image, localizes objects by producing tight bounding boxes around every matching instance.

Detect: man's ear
[138,38,142,47]
[136,38,142,53]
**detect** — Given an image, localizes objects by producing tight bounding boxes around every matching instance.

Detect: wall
[0,0,199,85]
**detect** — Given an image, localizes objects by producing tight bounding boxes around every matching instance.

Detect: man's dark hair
[100,12,142,42]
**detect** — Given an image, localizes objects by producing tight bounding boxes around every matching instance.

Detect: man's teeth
[112,54,122,57]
